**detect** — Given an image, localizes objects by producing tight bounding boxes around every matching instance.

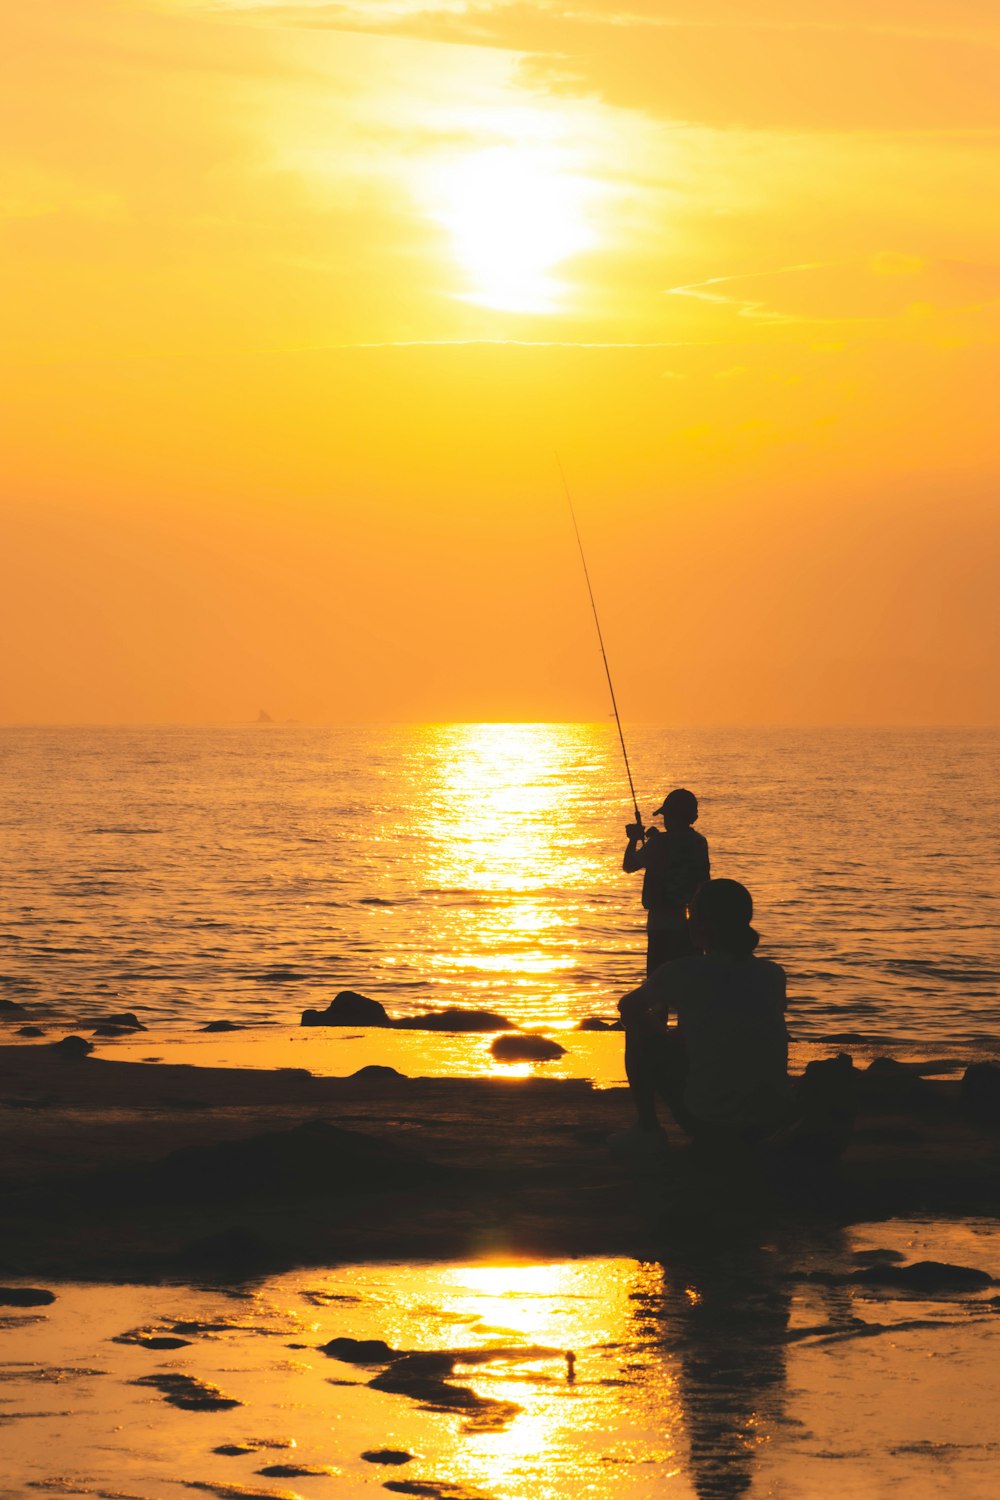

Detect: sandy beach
[3,1032,998,1282]
[2,1029,999,1500]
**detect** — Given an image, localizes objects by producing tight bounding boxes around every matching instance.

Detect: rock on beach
[490,1034,566,1062]
[301,991,515,1032]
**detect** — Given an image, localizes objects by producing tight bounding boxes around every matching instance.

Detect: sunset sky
[3,0,998,724]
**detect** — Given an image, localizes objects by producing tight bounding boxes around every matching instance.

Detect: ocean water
[1,724,997,1050]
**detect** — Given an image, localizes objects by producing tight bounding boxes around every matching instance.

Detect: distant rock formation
[256,708,274,723]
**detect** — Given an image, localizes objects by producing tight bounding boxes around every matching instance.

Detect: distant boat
[256,708,274,723]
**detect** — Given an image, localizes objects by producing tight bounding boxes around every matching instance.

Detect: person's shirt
[636,826,710,914]
[643,952,789,1126]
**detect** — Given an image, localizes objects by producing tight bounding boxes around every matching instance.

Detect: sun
[429,144,596,314]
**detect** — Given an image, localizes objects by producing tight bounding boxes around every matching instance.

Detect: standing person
[623,787,710,976]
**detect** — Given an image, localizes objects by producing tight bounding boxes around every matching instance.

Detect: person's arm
[622,823,647,873]
[618,970,672,1029]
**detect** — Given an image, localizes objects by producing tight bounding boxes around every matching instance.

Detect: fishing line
[556,454,643,832]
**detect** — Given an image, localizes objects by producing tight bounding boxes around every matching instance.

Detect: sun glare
[429,144,597,313]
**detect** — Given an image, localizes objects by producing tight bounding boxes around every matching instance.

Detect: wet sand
[2,1040,998,1283]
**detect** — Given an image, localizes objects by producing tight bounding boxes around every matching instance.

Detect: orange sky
[3,0,998,724]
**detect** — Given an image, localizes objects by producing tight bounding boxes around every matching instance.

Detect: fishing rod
[556,454,644,835]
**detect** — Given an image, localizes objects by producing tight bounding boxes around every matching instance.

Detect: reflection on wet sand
[654,1236,800,1500]
[2,1220,998,1499]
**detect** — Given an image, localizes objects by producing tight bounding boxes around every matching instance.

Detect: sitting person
[613,878,790,1154]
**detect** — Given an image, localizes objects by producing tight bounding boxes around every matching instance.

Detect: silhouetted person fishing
[623,787,710,975]
[613,878,789,1157]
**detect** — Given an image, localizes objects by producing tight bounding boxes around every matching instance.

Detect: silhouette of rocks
[861,1056,932,1107]
[92,1024,134,1037]
[185,1485,291,1500]
[257,1465,337,1479]
[394,1008,514,1033]
[578,1017,619,1031]
[961,1061,1000,1126]
[50,1035,93,1057]
[362,1450,414,1466]
[114,1329,193,1349]
[320,1336,396,1363]
[16,1025,45,1037]
[383,1484,489,1500]
[0,999,27,1014]
[100,1012,146,1030]
[214,1440,293,1456]
[369,1351,521,1429]
[300,994,515,1032]
[0,1287,56,1306]
[201,1020,243,1032]
[132,1372,241,1410]
[819,1031,866,1043]
[490,1034,566,1062]
[350,1064,406,1080]
[302,991,391,1027]
[850,1259,993,1292]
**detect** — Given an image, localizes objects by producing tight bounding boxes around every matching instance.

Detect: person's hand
[626,822,643,840]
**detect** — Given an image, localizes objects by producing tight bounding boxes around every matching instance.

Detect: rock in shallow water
[394,1008,514,1033]
[132,1372,241,1410]
[383,1479,492,1499]
[213,1440,293,1457]
[362,1450,414,1466]
[0,1287,56,1306]
[257,1464,337,1478]
[113,1328,193,1349]
[319,1336,396,1363]
[302,991,391,1027]
[850,1259,993,1292]
[490,1033,566,1062]
[300,992,515,1032]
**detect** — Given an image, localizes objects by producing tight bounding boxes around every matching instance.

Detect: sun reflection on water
[414,724,614,1025]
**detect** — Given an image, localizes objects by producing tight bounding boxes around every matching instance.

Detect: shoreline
[2,1040,998,1287]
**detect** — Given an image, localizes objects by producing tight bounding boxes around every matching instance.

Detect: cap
[652,787,698,822]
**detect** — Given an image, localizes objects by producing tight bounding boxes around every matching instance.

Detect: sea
[1,723,997,1052]
[3,724,1000,1500]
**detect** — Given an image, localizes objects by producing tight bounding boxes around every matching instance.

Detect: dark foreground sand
[1,1043,998,1283]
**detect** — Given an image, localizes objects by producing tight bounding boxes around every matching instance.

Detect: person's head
[653,787,698,830]
[687,878,759,957]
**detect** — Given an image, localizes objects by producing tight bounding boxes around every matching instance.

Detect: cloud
[185,0,1000,130]
[666,257,1000,327]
